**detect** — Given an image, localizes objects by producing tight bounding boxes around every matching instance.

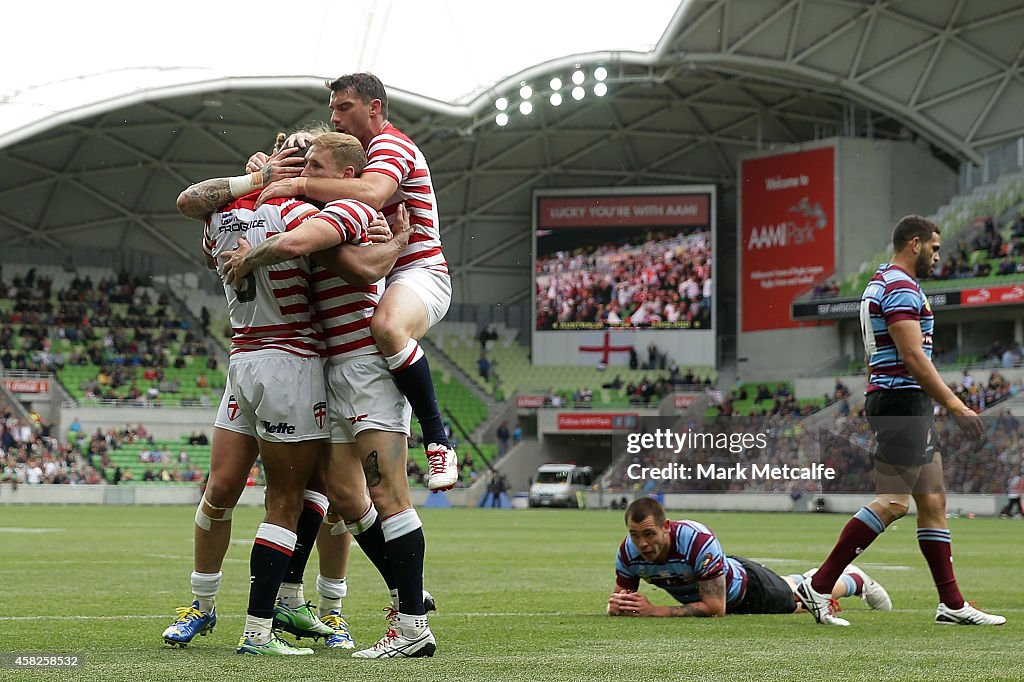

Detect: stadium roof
[4,0,1024,305]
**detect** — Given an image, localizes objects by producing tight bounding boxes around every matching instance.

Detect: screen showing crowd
[535,226,712,331]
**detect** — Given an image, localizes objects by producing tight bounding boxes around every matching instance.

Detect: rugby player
[609,498,891,618]
[254,73,458,492]
[164,131,404,654]
[226,134,437,658]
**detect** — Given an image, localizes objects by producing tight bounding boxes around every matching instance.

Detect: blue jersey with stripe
[615,520,748,608]
[860,264,933,392]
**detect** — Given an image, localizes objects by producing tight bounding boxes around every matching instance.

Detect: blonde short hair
[310,132,367,175]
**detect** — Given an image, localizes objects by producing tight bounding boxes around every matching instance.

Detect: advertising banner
[740,146,835,331]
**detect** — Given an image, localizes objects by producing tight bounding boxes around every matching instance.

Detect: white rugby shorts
[327,355,412,444]
[222,352,329,443]
[386,267,451,329]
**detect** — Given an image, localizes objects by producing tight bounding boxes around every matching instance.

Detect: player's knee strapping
[195,494,234,531]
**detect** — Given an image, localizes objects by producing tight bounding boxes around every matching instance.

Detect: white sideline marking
[143,553,247,564]
[0,527,64,533]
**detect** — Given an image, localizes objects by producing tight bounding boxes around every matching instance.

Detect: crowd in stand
[1,412,218,488]
[0,267,223,405]
[535,230,712,330]
[951,369,1023,412]
[711,381,823,418]
[0,402,97,487]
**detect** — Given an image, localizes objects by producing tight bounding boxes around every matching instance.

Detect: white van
[528,464,593,508]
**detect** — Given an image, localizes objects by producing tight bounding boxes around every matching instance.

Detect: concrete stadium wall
[839,137,956,276]
[1,484,1004,516]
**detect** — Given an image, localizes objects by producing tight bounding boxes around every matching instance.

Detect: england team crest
[313,401,327,430]
[227,395,240,421]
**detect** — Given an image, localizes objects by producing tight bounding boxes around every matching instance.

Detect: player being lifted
[223,132,439,659]
[254,73,458,492]
[164,130,404,654]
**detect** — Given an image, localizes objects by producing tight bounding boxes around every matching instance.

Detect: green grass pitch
[2,506,1022,681]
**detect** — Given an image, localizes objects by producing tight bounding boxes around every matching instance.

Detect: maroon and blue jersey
[860,263,933,393]
[615,520,748,608]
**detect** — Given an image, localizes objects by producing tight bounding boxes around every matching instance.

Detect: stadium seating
[836,172,1024,297]
[102,437,211,484]
[0,264,227,406]
[706,382,826,417]
[428,321,716,405]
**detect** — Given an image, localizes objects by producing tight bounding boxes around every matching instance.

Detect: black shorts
[864,389,936,467]
[729,556,797,615]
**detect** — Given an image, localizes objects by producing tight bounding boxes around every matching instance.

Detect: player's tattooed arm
[219,236,290,288]
[176,179,236,220]
[687,574,727,617]
[665,603,714,617]
[177,146,304,221]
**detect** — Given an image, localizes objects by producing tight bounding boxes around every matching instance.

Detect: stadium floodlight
[594,82,608,97]
[496,112,509,126]
[495,97,508,111]
[520,85,533,99]
[594,66,607,81]
[550,77,562,91]
[549,92,563,106]
[519,101,533,115]
[572,69,585,85]
[571,86,585,101]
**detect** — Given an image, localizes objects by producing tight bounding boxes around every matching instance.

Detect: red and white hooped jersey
[308,197,383,362]
[364,122,447,275]
[203,194,323,358]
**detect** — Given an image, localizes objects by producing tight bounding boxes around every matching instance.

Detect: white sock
[395,611,429,634]
[389,588,400,611]
[277,582,304,609]
[317,575,347,617]
[242,615,274,644]
[190,571,221,613]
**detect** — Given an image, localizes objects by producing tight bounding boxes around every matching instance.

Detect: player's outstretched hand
[245,151,270,173]
[220,238,252,289]
[256,178,307,208]
[952,405,985,440]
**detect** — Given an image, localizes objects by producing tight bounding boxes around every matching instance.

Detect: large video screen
[534,189,714,331]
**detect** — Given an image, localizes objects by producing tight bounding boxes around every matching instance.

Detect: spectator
[496,421,510,456]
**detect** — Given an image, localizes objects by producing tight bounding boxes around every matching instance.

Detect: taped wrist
[227,171,266,197]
